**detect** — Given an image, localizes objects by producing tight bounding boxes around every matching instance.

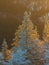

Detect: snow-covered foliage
[0,4,49,64]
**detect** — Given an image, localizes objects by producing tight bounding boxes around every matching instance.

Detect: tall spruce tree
[15,11,38,49]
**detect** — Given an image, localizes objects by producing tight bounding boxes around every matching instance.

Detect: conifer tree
[2,38,12,61]
[16,11,38,49]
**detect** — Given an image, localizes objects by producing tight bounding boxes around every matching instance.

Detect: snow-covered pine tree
[17,11,38,49]
[2,38,12,61]
[10,11,40,65]
[12,11,39,51]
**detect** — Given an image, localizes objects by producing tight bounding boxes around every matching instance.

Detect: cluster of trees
[0,1,49,65]
[0,10,48,65]
[1,11,38,62]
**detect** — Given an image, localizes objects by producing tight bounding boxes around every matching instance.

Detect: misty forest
[0,0,49,65]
